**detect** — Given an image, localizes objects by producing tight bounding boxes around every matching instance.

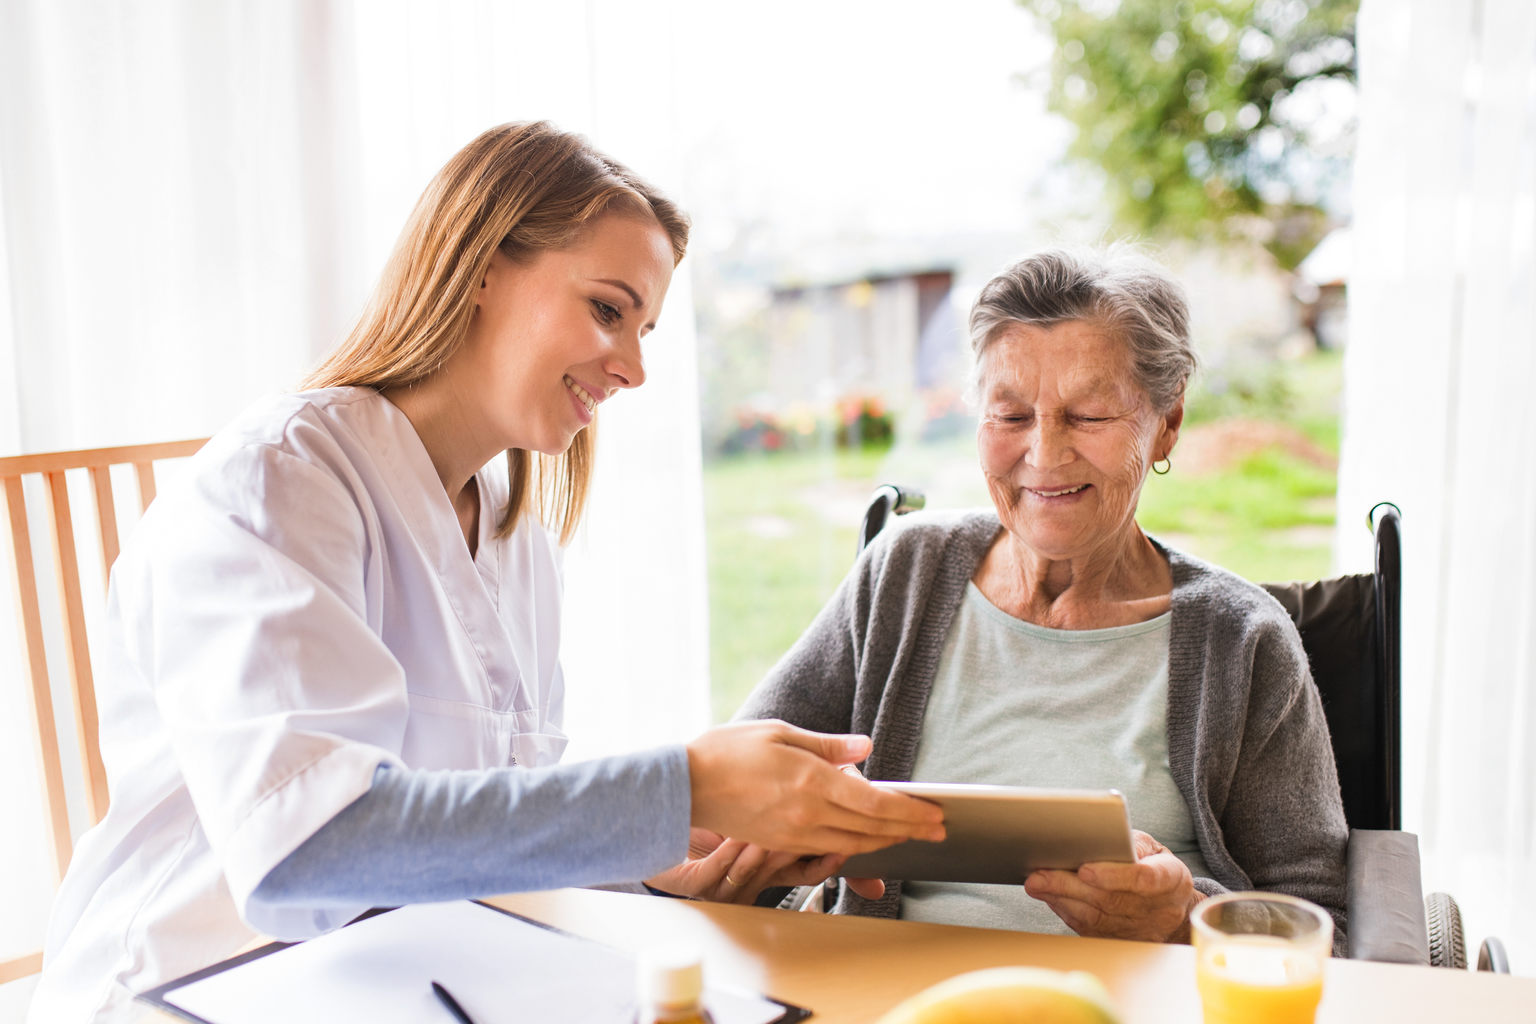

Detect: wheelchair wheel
[1425,892,1467,969]
[1477,936,1511,974]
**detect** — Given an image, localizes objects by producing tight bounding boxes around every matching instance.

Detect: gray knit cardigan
[735,509,1348,948]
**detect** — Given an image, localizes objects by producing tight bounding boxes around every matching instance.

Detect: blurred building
[1169,243,1309,361]
[1296,227,1351,350]
[765,269,963,430]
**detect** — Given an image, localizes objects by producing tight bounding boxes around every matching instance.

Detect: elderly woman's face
[976,320,1181,561]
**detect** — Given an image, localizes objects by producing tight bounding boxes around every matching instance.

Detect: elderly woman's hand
[1023,830,1203,943]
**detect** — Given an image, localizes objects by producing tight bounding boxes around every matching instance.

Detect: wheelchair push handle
[1367,501,1401,533]
[858,485,926,555]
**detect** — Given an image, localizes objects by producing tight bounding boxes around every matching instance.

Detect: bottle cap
[638,946,704,1011]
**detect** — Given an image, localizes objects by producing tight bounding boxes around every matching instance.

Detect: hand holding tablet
[839,782,1136,885]
[1023,827,1204,943]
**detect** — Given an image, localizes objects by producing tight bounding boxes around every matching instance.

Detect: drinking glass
[1191,891,1333,1024]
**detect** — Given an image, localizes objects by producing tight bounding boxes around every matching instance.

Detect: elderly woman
[736,247,1347,946]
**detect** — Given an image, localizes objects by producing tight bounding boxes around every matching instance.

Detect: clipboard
[138,900,810,1024]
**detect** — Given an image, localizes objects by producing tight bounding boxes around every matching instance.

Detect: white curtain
[0,1,709,1012]
[346,0,711,760]
[0,1,365,454]
[1339,0,1536,974]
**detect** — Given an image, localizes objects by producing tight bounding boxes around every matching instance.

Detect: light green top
[902,582,1211,934]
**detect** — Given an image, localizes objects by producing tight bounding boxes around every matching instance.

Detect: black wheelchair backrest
[1263,504,1402,831]
[1262,575,1390,830]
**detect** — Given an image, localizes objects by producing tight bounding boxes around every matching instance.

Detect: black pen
[431,981,479,1024]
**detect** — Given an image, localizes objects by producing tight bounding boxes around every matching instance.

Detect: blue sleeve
[249,746,692,911]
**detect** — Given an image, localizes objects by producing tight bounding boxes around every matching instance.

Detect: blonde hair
[303,121,690,542]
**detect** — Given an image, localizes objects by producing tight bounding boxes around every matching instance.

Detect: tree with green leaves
[1024,0,1357,268]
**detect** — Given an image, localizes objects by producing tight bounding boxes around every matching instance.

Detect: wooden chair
[0,439,206,987]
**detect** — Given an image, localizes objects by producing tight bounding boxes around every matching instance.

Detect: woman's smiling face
[457,211,676,456]
[976,319,1182,561]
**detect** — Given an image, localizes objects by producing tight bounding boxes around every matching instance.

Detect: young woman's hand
[686,721,945,856]
[833,763,887,901]
[645,828,851,905]
[646,827,891,905]
[1023,829,1204,943]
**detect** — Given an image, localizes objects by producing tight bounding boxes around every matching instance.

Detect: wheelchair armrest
[1347,829,1431,965]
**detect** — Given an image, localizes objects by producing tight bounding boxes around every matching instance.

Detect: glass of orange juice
[1191,891,1334,1024]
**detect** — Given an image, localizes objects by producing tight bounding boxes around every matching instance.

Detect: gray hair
[967,245,1197,412]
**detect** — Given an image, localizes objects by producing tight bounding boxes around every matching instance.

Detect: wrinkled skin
[972,320,1181,630]
[973,320,1201,943]
[1027,829,1201,943]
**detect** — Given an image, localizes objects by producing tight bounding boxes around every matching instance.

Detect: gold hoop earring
[1152,457,1171,475]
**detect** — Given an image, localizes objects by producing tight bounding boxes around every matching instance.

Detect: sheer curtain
[1338,0,1536,974]
[0,1,708,1012]
[346,0,711,759]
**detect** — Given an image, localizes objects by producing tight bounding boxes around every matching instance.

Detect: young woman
[30,122,942,1024]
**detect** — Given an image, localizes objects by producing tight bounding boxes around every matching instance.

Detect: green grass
[704,447,886,720]
[1138,450,1338,583]
[1148,347,1343,581]
[703,349,1346,720]
[1186,349,1343,448]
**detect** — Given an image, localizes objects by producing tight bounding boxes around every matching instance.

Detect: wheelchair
[848,488,1510,972]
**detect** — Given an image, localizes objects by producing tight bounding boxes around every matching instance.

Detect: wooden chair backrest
[0,440,206,894]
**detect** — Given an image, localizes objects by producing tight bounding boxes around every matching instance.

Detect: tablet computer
[839,782,1135,885]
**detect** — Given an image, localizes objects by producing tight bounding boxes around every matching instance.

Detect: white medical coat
[29,387,569,1023]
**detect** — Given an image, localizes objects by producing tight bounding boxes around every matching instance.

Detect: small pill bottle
[637,948,714,1024]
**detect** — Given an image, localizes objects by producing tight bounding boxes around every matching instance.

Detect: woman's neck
[974,522,1172,630]
[382,379,496,551]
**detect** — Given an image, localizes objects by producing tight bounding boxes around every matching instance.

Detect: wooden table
[480,888,1536,1023]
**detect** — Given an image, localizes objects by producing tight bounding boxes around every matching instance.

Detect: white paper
[159,901,787,1024]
